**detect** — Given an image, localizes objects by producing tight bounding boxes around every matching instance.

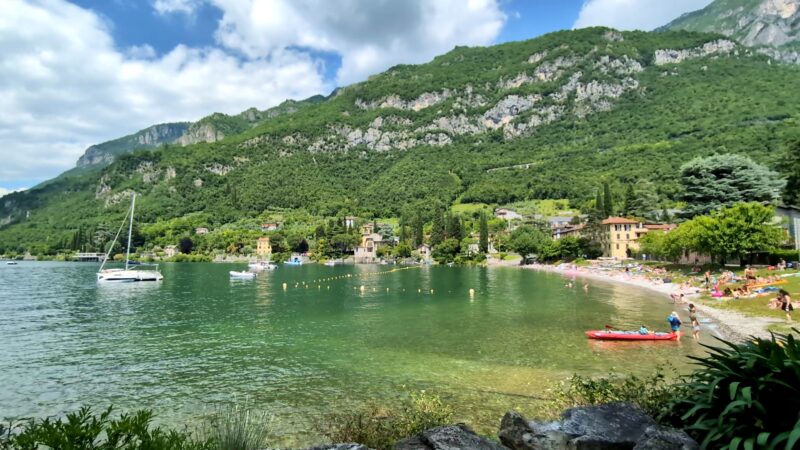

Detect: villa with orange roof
[599,217,646,259]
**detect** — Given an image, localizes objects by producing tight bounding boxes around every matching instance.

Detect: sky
[0,0,714,195]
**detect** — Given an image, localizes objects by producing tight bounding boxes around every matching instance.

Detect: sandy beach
[518,262,779,342]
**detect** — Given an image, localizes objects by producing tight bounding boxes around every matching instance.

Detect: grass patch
[317,391,453,450]
[202,403,271,450]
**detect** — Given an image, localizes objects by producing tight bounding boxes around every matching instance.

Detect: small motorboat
[248,261,277,271]
[324,260,336,266]
[6,261,18,265]
[585,330,677,341]
[229,270,256,280]
[284,257,303,265]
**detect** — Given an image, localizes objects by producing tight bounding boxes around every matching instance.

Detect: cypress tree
[430,210,445,246]
[479,212,489,253]
[623,183,635,216]
[594,188,605,221]
[603,181,614,217]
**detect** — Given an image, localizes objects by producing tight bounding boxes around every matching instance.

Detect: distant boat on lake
[284,257,303,265]
[6,261,18,265]
[97,193,163,283]
[248,261,277,271]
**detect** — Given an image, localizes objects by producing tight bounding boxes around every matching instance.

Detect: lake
[0,261,709,444]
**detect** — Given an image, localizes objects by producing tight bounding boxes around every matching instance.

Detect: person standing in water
[667,311,682,340]
[688,304,700,341]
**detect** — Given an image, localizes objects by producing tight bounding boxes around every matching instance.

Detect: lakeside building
[195,227,209,235]
[256,237,272,257]
[599,217,646,259]
[354,223,385,263]
[553,223,585,240]
[416,244,432,261]
[494,208,522,220]
[345,216,358,229]
[164,245,179,258]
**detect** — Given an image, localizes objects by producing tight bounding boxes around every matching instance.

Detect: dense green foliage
[639,203,786,263]
[0,407,210,450]
[318,391,454,450]
[666,329,800,450]
[2,27,799,253]
[680,154,785,217]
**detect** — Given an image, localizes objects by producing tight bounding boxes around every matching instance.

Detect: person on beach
[688,304,700,341]
[779,289,793,322]
[704,270,711,289]
[667,311,682,340]
[745,266,756,285]
[583,283,589,293]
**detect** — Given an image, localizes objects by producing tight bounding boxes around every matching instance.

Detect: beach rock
[395,423,508,450]
[633,425,699,450]
[499,404,696,450]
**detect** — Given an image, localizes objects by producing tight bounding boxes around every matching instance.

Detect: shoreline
[521,262,777,342]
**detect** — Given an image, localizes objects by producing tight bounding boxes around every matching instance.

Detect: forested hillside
[1,27,799,253]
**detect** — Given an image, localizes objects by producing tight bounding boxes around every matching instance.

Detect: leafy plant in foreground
[666,329,800,449]
[202,403,272,450]
[3,406,210,450]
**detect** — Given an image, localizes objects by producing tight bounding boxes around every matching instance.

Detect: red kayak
[585,330,677,341]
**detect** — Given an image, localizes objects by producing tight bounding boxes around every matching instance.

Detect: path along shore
[517,262,779,343]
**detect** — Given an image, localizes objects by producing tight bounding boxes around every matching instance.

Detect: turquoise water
[0,262,708,444]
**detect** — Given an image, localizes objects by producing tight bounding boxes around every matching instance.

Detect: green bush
[202,403,271,450]
[541,368,680,421]
[666,330,800,450]
[318,391,454,450]
[0,406,210,450]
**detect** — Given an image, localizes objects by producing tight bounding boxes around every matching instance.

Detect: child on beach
[779,289,793,322]
[688,304,700,341]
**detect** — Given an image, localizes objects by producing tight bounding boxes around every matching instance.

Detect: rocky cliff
[664,0,800,59]
[76,122,190,167]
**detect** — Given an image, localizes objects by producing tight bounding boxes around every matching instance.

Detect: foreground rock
[499,403,698,450]
[395,423,508,450]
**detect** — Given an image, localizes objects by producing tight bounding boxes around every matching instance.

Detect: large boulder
[395,423,508,450]
[499,404,698,450]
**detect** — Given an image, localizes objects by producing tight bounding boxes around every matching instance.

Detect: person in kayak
[667,311,682,340]
[639,325,649,335]
[688,304,700,341]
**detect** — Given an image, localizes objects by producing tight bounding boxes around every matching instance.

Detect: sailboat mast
[125,193,135,271]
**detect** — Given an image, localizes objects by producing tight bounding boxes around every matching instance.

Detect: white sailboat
[97,193,163,282]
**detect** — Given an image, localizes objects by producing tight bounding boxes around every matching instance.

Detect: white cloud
[0,0,328,187]
[152,0,203,15]
[574,0,713,31]
[210,0,506,85]
[0,0,506,189]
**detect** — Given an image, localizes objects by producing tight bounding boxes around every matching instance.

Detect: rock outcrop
[76,122,189,167]
[654,40,737,65]
[395,424,508,450]
[498,404,698,450]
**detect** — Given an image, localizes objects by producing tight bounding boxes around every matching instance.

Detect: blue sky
[0,0,712,193]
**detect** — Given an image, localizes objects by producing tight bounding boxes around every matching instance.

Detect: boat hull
[585,330,677,341]
[97,269,163,282]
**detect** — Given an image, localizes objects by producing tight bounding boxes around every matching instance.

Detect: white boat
[248,261,277,271]
[97,193,163,283]
[6,261,18,265]
[230,270,256,279]
[324,260,336,266]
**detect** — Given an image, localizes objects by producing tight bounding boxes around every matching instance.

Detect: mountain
[2,27,799,253]
[75,122,191,168]
[72,96,327,170]
[663,0,800,61]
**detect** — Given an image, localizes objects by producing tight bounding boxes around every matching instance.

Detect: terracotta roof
[644,224,676,231]
[601,217,640,225]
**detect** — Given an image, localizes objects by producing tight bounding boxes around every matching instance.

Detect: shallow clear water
[0,262,708,444]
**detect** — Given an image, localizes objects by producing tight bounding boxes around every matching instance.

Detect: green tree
[509,225,551,264]
[623,183,635,216]
[412,213,424,247]
[432,238,460,262]
[478,212,489,253]
[680,154,786,217]
[591,188,605,222]
[603,181,614,218]
[178,237,193,254]
[430,210,445,246]
[394,242,413,258]
[782,137,800,206]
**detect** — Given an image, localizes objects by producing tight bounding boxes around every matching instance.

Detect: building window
[616,244,619,250]
[626,233,630,239]
[617,233,620,239]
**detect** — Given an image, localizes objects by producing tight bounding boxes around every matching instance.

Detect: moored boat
[97,193,163,283]
[248,261,277,271]
[585,330,677,341]
[230,270,256,279]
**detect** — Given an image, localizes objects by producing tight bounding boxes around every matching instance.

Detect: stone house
[195,227,209,235]
[354,223,385,263]
[164,245,179,258]
[256,237,272,257]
